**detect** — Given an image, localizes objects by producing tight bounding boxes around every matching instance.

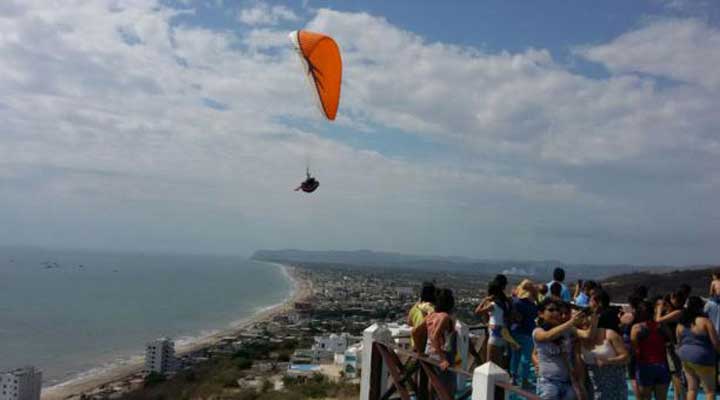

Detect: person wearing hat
[510,279,539,387]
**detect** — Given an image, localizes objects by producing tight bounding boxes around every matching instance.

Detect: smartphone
[579,307,592,316]
[570,304,592,315]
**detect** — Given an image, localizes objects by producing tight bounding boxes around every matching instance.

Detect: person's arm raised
[656,309,682,324]
[474,297,494,316]
[534,313,581,342]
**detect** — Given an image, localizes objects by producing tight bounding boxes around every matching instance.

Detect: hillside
[602,267,719,301]
[252,249,696,280]
[252,249,564,277]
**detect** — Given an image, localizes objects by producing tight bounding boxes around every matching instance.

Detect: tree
[144,372,166,387]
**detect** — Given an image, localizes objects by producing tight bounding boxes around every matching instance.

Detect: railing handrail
[391,324,487,340]
[390,346,472,378]
[376,341,541,400]
[391,334,411,339]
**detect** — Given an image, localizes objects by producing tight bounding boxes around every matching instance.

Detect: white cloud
[579,18,720,91]
[656,0,692,10]
[242,28,291,50]
[653,0,713,13]
[0,2,717,263]
[308,10,719,166]
[237,2,299,26]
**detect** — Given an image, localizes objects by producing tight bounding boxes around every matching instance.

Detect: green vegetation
[234,357,253,370]
[143,372,166,387]
[118,339,359,400]
[280,374,358,399]
[238,374,359,400]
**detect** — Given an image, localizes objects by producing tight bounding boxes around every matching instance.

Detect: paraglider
[294,168,320,193]
[288,29,342,192]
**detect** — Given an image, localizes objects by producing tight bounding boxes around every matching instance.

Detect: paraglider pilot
[295,169,319,193]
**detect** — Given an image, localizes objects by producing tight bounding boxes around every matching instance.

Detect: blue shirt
[678,328,715,366]
[574,292,589,307]
[511,297,538,336]
[704,297,720,336]
[547,280,572,302]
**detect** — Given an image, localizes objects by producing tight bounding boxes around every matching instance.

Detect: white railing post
[455,319,470,389]
[360,323,392,400]
[472,362,510,400]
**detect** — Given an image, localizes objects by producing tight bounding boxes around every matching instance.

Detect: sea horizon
[0,247,294,387]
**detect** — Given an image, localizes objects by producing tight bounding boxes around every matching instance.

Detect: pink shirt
[425,311,452,357]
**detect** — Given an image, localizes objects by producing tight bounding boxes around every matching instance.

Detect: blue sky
[0,0,718,265]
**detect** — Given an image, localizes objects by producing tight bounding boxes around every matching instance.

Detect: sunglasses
[546,307,560,313]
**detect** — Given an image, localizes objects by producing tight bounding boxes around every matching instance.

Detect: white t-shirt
[488,302,505,326]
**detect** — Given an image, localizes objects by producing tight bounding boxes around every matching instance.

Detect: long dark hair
[488,280,509,313]
[592,289,611,309]
[670,289,687,311]
[434,288,455,313]
[634,300,654,324]
[494,274,508,290]
[420,282,436,303]
[680,296,706,327]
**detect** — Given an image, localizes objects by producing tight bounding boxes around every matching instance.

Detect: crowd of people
[407,268,720,400]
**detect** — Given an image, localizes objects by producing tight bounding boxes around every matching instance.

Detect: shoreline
[41,262,310,400]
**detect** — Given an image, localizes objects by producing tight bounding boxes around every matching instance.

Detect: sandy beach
[41,263,311,400]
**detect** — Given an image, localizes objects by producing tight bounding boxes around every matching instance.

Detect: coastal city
[2,0,719,399]
[14,263,489,400]
[4,258,719,400]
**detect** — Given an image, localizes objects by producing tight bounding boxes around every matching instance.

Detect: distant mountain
[250,249,665,279]
[602,267,719,300]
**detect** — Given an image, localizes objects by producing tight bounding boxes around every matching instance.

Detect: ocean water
[0,247,292,386]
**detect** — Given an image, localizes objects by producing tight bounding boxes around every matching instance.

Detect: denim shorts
[537,377,576,400]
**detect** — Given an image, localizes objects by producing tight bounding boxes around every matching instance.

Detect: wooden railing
[362,323,540,400]
[370,342,459,400]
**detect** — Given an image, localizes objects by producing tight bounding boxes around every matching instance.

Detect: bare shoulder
[606,329,620,340]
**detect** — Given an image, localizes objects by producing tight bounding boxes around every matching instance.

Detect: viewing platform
[358,322,705,400]
[359,323,540,400]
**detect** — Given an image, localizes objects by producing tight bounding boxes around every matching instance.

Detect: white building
[144,338,176,375]
[288,311,309,325]
[395,286,414,299]
[343,343,362,378]
[0,367,42,400]
[312,333,349,354]
[386,323,412,351]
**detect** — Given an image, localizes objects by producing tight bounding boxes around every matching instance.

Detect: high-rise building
[0,367,42,400]
[144,338,176,375]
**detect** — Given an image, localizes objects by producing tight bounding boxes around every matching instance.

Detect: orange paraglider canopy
[289,30,342,120]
